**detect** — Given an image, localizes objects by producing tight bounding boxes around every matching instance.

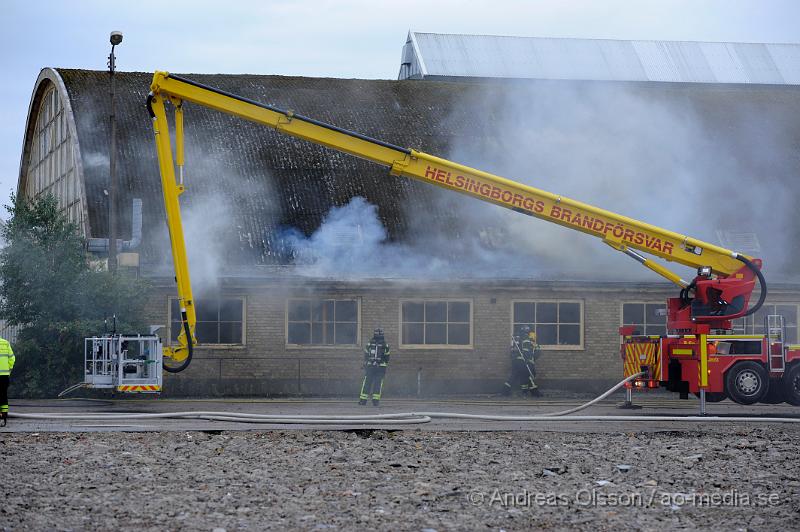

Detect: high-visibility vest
[0,338,14,376]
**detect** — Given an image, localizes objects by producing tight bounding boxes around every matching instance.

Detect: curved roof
[22,68,487,270]
[17,68,800,281]
[19,69,90,236]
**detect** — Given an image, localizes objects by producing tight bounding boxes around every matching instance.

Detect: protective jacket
[517,337,540,364]
[364,340,390,367]
[0,338,14,376]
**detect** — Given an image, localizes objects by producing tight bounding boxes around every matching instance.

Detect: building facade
[145,277,800,396]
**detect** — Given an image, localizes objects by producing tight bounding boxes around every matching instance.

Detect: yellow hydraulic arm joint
[604,241,689,288]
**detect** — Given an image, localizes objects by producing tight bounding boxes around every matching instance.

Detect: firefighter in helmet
[504,326,541,397]
[359,328,390,406]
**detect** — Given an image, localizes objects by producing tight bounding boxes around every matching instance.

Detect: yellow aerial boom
[147,71,766,370]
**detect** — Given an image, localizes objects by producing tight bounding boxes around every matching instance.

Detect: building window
[170,298,244,345]
[286,299,359,345]
[733,304,798,344]
[400,300,471,347]
[622,302,667,336]
[513,301,582,348]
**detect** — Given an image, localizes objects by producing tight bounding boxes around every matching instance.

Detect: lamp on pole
[108,31,123,272]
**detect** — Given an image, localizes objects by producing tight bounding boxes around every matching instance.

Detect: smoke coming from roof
[150,143,282,295]
[272,80,796,282]
[406,81,797,281]
[277,196,529,278]
[141,76,796,285]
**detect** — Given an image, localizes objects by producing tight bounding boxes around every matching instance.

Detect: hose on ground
[10,410,800,425]
[10,373,800,425]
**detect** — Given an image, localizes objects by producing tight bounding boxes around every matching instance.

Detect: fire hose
[10,373,800,425]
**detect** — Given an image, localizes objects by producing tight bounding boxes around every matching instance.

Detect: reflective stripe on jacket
[0,338,15,376]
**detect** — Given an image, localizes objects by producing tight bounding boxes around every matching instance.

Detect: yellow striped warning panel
[116,385,161,392]
[623,341,659,378]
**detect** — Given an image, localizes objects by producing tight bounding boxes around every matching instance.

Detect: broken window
[170,298,244,345]
[286,298,359,345]
[733,303,798,343]
[622,302,667,337]
[401,300,471,347]
[513,301,582,348]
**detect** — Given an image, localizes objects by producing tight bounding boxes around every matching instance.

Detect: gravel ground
[1,427,799,531]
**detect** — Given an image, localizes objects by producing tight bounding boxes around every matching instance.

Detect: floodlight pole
[107,33,122,272]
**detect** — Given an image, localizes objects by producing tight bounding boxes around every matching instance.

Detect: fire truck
[124,71,799,405]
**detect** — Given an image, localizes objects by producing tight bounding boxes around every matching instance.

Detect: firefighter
[0,336,14,427]
[359,328,390,406]
[504,326,541,397]
[521,329,542,397]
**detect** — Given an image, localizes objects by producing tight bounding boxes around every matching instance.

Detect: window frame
[167,296,247,348]
[398,298,474,349]
[619,301,668,338]
[511,299,584,350]
[284,297,362,349]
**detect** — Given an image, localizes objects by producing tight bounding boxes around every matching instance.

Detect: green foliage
[0,194,149,397]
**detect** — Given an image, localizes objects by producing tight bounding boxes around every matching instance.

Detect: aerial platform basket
[84,334,162,393]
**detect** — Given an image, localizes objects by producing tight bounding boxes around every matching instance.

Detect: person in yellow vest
[0,337,14,427]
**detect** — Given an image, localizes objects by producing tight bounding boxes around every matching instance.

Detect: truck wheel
[725,362,768,405]
[760,380,785,404]
[783,364,800,406]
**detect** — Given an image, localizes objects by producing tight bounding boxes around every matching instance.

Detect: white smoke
[278,197,437,277]
[277,196,537,278]
[150,147,281,295]
[408,81,796,281]
[152,80,796,284]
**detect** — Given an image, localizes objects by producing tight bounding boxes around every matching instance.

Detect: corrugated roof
[399,32,800,84]
[48,69,486,268]
[18,68,800,281]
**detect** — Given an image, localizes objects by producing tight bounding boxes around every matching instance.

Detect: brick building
[16,36,800,395]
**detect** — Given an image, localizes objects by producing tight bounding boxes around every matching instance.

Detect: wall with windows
[621,302,667,336]
[141,279,800,397]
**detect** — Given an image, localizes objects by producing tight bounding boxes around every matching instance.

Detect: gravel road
[2,427,798,531]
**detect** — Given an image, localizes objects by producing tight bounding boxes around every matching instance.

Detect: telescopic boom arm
[147,71,766,368]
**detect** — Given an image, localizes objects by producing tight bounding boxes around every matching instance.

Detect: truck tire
[760,380,785,404]
[725,361,768,405]
[783,363,800,406]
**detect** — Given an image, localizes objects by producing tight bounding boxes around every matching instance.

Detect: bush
[0,194,149,397]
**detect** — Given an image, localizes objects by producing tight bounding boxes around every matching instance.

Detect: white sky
[1,0,798,211]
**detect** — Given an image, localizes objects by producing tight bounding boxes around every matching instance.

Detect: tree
[0,194,149,397]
